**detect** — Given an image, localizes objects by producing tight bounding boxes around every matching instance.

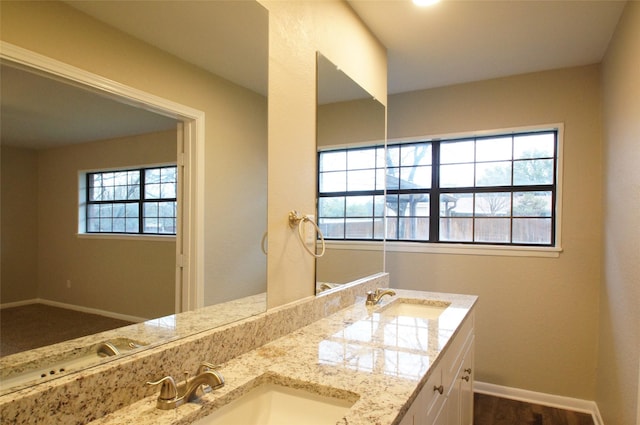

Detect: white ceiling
[348,0,626,94]
[1,0,626,149]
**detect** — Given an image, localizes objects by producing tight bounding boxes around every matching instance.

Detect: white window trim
[324,240,560,258]
[385,241,562,258]
[324,240,384,252]
[77,233,175,242]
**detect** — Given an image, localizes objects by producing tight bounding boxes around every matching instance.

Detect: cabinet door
[431,397,448,425]
[445,368,462,425]
[399,409,414,425]
[459,336,475,425]
[446,334,475,425]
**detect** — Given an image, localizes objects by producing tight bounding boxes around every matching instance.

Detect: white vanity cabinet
[399,311,475,425]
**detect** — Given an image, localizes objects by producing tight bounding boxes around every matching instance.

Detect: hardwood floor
[474,393,595,425]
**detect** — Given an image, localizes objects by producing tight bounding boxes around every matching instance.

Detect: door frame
[0,41,205,313]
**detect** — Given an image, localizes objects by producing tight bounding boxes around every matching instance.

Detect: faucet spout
[182,370,225,403]
[147,365,225,410]
[96,341,121,357]
[366,288,397,306]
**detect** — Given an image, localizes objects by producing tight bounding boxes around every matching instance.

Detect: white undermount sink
[192,383,356,425]
[380,300,450,320]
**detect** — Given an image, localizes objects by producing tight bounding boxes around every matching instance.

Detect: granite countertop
[90,289,477,425]
[0,293,267,396]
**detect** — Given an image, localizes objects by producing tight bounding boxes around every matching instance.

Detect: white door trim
[0,41,205,313]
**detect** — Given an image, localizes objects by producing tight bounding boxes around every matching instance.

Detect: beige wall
[1,132,178,319]
[37,131,177,319]
[598,2,640,424]
[1,146,39,303]
[0,0,268,310]
[387,65,603,400]
[318,98,386,148]
[261,0,387,307]
[316,249,383,286]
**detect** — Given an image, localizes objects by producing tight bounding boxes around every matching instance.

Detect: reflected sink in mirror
[194,381,357,425]
[0,338,147,392]
[379,300,451,320]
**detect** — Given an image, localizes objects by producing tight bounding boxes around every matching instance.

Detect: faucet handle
[366,288,396,306]
[197,361,219,374]
[146,376,178,401]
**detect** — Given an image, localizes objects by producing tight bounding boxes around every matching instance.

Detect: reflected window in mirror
[81,165,177,235]
[318,146,386,240]
[315,52,387,292]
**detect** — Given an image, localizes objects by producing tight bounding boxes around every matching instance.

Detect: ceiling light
[413,0,440,6]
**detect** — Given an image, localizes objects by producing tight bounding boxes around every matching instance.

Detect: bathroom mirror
[0,0,267,394]
[315,53,386,294]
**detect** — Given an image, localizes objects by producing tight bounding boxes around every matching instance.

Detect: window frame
[82,165,178,236]
[317,125,564,256]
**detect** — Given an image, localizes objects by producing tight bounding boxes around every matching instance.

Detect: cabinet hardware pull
[464,368,472,374]
[461,376,470,382]
[433,385,444,394]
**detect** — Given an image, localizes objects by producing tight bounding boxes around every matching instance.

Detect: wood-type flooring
[474,393,595,425]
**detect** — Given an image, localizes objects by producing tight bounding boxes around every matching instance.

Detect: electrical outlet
[66,280,71,289]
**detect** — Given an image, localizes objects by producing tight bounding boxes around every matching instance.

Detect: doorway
[1,41,204,313]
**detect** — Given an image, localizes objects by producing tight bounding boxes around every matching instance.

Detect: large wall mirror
[315,53,386,294]
[0,0,267,394]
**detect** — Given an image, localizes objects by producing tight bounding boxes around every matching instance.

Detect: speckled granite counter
[0,274,396,424]
[89,289,477,425]
[0,293,267,396]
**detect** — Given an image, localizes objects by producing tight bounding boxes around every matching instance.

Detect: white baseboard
[0,298,147,323]
[474,381,604,425]
[0,298,38,309]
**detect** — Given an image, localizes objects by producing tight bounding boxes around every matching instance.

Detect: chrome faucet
[366,288,397,306]
[147,362,225,410]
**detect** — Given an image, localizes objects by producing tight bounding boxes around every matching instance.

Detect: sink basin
[380,300,450,319]
[193,383,356,425]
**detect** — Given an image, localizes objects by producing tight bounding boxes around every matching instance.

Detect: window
[318,146,387,240]
[85,166,177,235]
[318,129,558,247]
